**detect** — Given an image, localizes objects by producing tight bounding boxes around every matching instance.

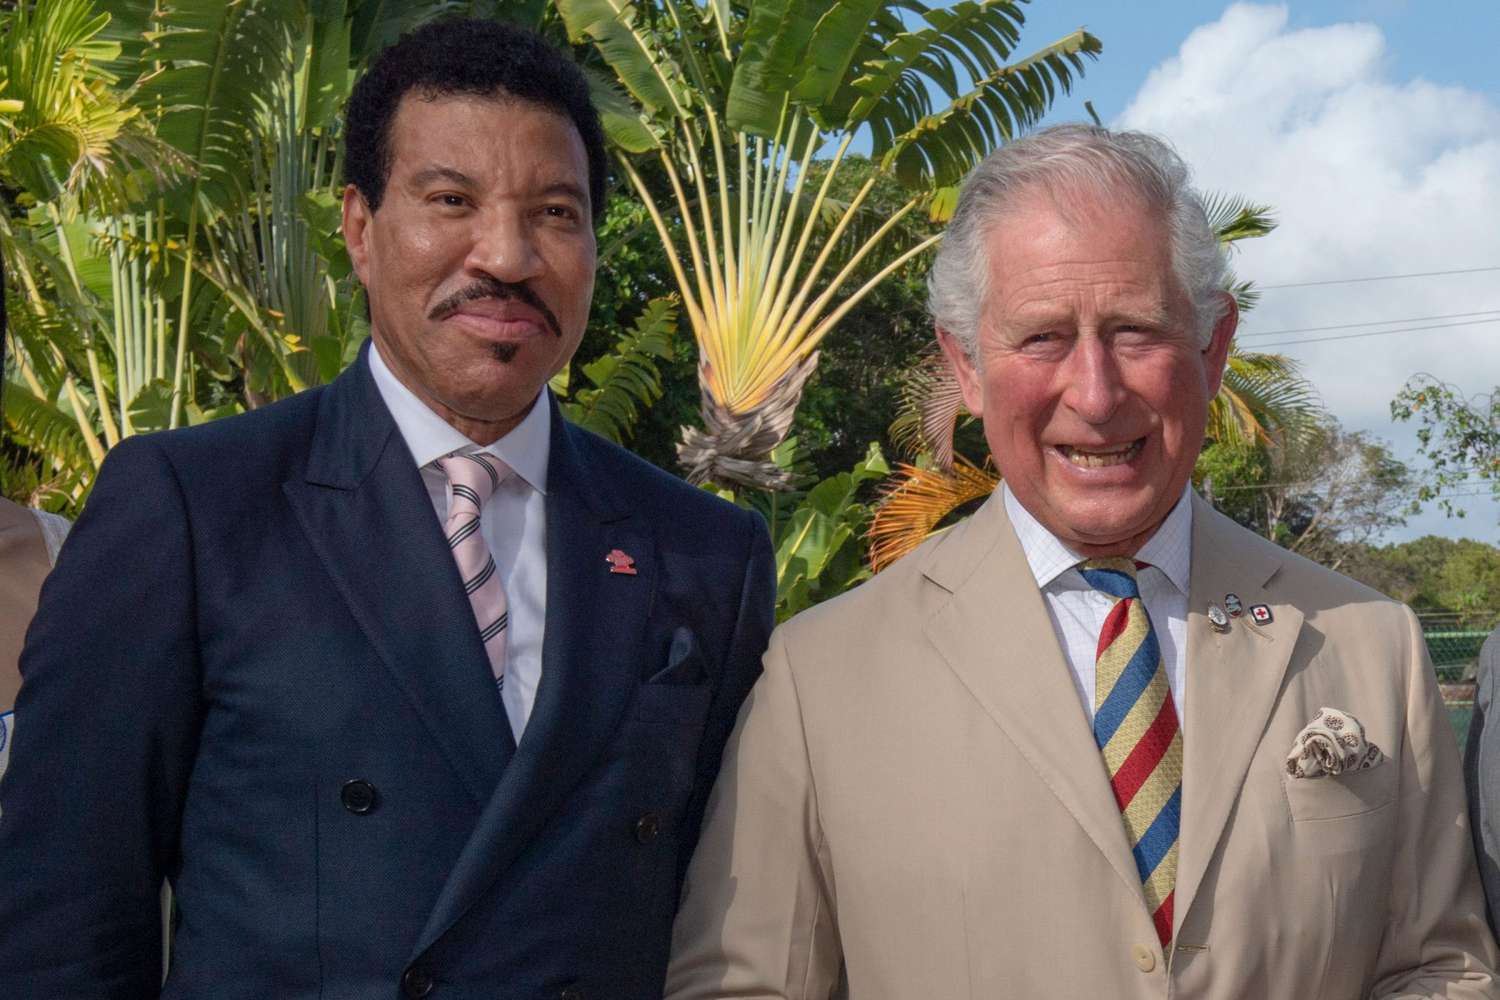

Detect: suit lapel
[282,345,509,807]
[922,496,1142,897]
[415,403,653,955]
[1172,495,1302,935]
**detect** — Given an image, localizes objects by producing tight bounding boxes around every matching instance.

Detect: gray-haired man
[665,124,1498,999]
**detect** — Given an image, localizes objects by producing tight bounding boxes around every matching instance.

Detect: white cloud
[1118,3,1500,539]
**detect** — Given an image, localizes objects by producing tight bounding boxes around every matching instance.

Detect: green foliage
[1196,415,1411,572]
[561,295,677,443]
[1392,374,1500,518]
[561,0,1099,488]
[0,0,545,508]
[1193,439,1269,533]
[138,0,301,219]
[1,383,94,489]
[749,440,889,621]
[1342,535,1500,629]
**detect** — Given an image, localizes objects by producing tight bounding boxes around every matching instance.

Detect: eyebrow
[1109,307,1175,328]
[409,166,476,189]
[539,181,588,205]
[405,169,587,206]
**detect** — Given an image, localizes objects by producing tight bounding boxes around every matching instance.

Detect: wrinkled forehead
[984,178,1162,246]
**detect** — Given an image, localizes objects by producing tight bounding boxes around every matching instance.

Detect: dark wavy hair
[343,18,607,222]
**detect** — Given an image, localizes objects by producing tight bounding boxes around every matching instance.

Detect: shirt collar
[1002,482,1193,596]
[368,339,551,495]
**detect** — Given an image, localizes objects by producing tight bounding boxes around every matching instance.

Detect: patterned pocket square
[1285,707,1386,778]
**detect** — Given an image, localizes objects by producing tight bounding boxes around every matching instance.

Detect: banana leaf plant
[557,0,1099,490]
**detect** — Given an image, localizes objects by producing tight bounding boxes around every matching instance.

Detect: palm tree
[0,0,187,488]
[557,0,1099,489]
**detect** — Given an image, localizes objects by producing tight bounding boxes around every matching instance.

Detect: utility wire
[1238,309,1500,341]
[1259,266,1500,290]
[1251,317,1499,350]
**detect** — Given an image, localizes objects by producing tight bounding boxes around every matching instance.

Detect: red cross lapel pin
[605,548,638,576]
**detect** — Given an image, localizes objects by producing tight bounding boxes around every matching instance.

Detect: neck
[371,334,533,446]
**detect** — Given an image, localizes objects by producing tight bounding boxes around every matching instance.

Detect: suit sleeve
[0,435,202,996]
[665,625,843,1000]
[1466,629,1500,934]
[1372,606,1500,999]
[677,508,776,886]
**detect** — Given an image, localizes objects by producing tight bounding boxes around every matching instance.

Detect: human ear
[936,325,986,420]
[1201,292,1238,398]
[341,184,373,287]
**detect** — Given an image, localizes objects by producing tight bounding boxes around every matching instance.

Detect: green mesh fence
[1424,625,1491,746]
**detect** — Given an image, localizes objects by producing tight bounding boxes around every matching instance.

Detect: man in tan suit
[666,125,1499,999]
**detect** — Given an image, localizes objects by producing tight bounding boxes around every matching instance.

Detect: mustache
[428,278,563,340]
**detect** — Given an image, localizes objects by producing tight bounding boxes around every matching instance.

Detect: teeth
[1062,442,1140,468]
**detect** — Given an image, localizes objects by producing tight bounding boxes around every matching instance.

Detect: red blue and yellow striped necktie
[1078,557,1183,947]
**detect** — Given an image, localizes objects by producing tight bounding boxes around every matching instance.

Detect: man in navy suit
[0,19,775,998]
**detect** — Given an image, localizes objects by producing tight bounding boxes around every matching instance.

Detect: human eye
[1113,321,1165,346]
[430,192,469,211]
[540,202,583,226]
[1017,329,1068,356]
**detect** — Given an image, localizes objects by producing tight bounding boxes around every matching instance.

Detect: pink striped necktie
[437,452,511,690]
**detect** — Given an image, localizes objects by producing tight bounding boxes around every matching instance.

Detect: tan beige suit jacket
[667,493,1499,999]
[0,497,54,714]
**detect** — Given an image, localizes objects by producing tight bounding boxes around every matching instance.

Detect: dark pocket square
[648,626,707,685]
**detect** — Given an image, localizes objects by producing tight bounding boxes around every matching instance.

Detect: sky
[1005,1,1500,545]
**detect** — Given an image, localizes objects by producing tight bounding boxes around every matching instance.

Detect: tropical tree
[1196,415,1411,572]
[1392,374,1500,519]
[557,0,1100,489]
[0,0,666,508]
[0,0,186,494]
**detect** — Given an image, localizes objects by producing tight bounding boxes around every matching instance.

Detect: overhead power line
[1251,317,1500,351]
[1259,266,1500,290]
[1238,309,1500,341]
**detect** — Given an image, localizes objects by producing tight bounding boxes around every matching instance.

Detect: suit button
[341,778,378,815]
[634,812,661,843]
[558,989,583,1000]
[1131,944,1156,972]
[402,965,434,997]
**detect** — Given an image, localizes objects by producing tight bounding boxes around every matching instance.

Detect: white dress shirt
[1002,484,1193,729]
[369,342,549,738]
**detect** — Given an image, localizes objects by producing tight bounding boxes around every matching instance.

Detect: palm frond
[856,13,1102,187]
[1202,191,1276,247]
[1208,347,1323,449]
[2,381,97,480]
[867,456,996,572]
[888,345,966,466]
[564,296,678,443]
[136,0,300,220]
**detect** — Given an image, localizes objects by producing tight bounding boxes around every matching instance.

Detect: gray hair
[928,124,1230,357]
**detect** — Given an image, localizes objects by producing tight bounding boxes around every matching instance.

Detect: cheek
[986,375,1052,435]
[1153,363,1211,432]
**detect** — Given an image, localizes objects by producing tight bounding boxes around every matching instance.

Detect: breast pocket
[1283,766,1397,856]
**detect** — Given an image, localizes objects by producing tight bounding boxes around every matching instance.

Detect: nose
[464,209,544,284]
[1059,335,1126,424]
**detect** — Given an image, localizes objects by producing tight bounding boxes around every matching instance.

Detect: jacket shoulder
[563,421,759,533]
[1203,503,1397,608]
[115,385,326,468]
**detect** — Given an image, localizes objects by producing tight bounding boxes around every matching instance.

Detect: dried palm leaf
[867,456,998,573]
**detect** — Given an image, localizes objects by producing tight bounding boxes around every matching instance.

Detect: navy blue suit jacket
[0,347,775,998]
